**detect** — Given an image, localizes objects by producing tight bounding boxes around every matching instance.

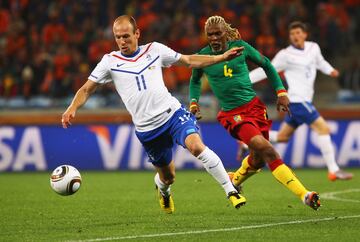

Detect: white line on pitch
[322,188,360,203]
[67,214,360,242]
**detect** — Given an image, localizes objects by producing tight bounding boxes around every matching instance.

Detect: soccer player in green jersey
[189,16,320,210]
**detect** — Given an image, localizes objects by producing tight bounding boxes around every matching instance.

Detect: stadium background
[0,0,359,171]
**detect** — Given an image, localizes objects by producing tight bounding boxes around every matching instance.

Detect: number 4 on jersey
[224,64,233,77]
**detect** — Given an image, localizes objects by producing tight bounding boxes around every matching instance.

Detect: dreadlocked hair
[205,15,241,41]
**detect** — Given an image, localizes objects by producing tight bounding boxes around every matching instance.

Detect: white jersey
[88,42,182,132]
[249,41,335,102]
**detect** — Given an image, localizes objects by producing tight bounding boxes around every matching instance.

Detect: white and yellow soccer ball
[50,165,82,196]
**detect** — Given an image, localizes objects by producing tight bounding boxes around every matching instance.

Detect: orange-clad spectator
[88,30,114,64]
[0,6,10,34]
[238,15,254,42]
[42,22,69,46]
[335,4,350,31]
[198,5,214,30]
[6,28,26,56]
[162,67,177,91]
[136,1,158,31]
[53,45,71,81]
[173,65,192,85]
[66,15,85,46]
[167,29,182,51]
[216,1,236,23]
[178,30,201,53]
[29,24,40,48]
[344,0,360,7]
[255,26,277,58]
[42,12,69,46]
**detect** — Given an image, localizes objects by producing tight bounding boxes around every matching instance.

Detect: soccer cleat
[156,186,174,214]
[328,170,353,181]
[227,191,246,209]
[303,191,321,211]
[228,172,243,193]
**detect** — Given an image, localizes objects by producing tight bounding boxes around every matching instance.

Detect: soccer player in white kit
[249,21,353,181]
[61,15,246,213]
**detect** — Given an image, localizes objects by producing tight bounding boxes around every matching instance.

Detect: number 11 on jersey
[135,75,147,91]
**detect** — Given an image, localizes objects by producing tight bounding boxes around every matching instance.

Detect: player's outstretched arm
[177,47,244,68]
[61,80,99,129]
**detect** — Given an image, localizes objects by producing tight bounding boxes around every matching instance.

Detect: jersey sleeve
[88,54,112,84]
[153,42,182,67]
[249,50,287,84]
[244,41,285,91]
[314,43,334,75]
[189,68,204,102]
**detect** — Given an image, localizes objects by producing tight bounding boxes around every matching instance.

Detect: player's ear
[135,28,140,39]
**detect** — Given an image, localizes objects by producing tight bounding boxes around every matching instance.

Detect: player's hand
[222,46,244,61]
[330,69,339,78]
[189,100,202,120]
[62,107,76,129]
[276,95,291,116]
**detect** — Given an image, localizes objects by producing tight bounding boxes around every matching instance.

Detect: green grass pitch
[1,169,360,241]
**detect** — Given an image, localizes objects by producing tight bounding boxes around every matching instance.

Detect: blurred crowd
[0,0,359,108]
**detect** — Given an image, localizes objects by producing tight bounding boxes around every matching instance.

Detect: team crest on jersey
[146,54,152,61]
[233,115,242,122]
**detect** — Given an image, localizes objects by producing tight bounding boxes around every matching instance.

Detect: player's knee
[317,126,330,135]
[187,142,205,157]
[255,145,278,162]
[163,177,175,186]
[162,173,175,185]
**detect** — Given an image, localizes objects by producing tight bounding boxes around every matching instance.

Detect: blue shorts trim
[285,102,320,128]
[135,106,199,167]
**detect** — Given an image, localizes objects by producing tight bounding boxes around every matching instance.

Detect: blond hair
[205,15,240,41]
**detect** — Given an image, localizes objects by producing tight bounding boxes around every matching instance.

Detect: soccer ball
[50,165,82,196]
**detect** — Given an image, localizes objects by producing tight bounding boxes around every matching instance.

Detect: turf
[1,169,360,242]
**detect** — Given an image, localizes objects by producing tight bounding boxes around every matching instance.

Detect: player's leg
[230,150,261,189]
[242,123,320,210]
[184,133,246,208]
[269,122,296,143]
[137,131,176,213]
[310,116,353,181]
[155,160,175,197]
[171,107,245,208]
[154,161,176,214]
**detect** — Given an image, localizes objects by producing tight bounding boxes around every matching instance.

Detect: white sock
[317,134,340,173]
[269,130,279,142]
[154,173,170,196]
[197,147,236,195]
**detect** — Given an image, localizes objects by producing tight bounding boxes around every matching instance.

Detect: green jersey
[189,40,285,111]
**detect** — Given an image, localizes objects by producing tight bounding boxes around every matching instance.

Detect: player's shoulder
[150,41,170,50]
[98,51,117,63]
[228,39,245,46]
[305,41,320,51]
[229,39,251,50]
